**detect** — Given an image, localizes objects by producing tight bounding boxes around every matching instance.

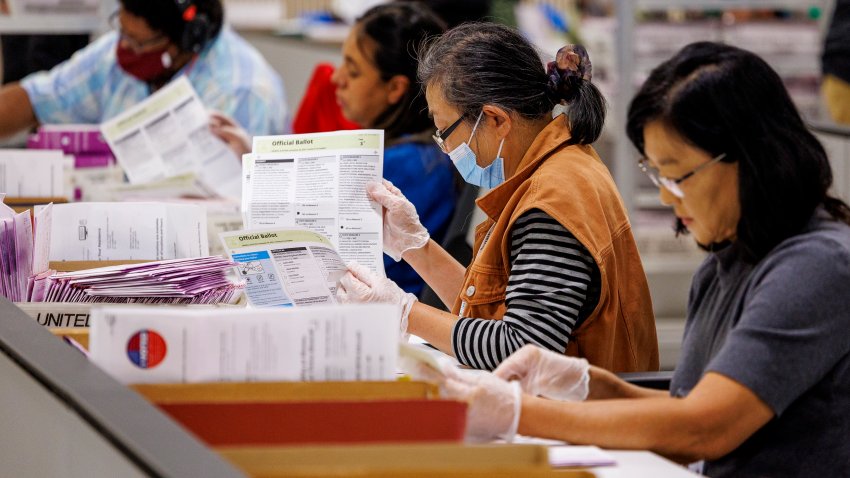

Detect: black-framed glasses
[638,153,727,199]
[109,10,168,52]
[432,114,466,153]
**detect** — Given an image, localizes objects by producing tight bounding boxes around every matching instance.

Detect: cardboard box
[157,400,468,446]
[50,327,89,350]
[133,381,439,403]
[218,443,593,478]
[4,196,68,214]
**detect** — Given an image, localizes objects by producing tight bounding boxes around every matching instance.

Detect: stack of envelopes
[28,257,243,304]
[0,205,33,302]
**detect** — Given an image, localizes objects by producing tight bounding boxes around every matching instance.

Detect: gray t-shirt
[671,211,850,477]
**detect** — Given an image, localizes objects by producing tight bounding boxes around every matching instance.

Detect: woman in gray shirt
[418,42,850,477]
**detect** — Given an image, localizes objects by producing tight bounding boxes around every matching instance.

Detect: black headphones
[173,0,211,54]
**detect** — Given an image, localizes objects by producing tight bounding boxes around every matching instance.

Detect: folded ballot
[27,256,243,304]
[89,304,399,384]
[100,76,241,199]
[220,227,346,307]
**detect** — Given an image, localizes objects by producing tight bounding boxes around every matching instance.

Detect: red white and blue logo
[126,329,167,369]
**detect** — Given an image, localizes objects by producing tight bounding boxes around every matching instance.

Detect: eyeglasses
[638,152,727,198]
[432,114,466,153]
[109,10,168,52]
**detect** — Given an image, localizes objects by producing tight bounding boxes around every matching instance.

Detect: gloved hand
[366,179,429,261]
[336,261,416,339]
[405,360,521,443]
[431,365,521,443]
[209,111,251,157]
[493,345,589,401]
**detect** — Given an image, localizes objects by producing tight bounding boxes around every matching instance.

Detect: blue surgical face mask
[447,111,506,188]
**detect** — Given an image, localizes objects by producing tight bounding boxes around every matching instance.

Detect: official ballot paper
[100,76,241,199]
[40,202,209,261]
[89,304,399,384]
[242,130,385,274]
[220,228,346,307]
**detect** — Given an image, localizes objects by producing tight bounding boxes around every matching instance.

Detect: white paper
[89,304,399,384]
[13,211,33,301]
[83,173,213,202]
[398,342,446,376]
[244,130,385,275]
[0,149,66,197]
[0,194,13,220]
[100,76,241,199]
[548,446,617,468]
[220,227,347,308]
[42,202,209,261]
[32,202,52,274]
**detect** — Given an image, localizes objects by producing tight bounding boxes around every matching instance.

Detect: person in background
[822,0,850,124]
[419,42,850,478]
[337,23,658,373]
[333,2,457,296]
[214,2,457,297]
[283,0,492,137]
[0,0,285,140]
[289,62,360,134]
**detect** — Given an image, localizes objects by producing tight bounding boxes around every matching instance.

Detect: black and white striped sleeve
[452,209,600,370]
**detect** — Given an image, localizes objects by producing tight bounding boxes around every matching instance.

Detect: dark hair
[627,41,850,262]
[355,2,447,140]
[418,22,606,145]
[120,0,223,50]
[398,0,491,28]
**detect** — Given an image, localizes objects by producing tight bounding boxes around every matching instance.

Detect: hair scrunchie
[546,44,592,102]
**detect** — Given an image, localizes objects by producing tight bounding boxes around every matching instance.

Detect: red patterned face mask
[116,44,172,83]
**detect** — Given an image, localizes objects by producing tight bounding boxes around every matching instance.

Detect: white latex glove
[493,345,589,401]
[336,261,416,339]
[209,111,251,157]
[406,361,521,443]
[366,179,429,261]
[436,366,522,443]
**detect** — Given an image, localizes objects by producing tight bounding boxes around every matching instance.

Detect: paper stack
[28,124,115,168]
[28,257,243,305]
[0,197,34,301]
[28,125,122,201]
[0,149,68,198]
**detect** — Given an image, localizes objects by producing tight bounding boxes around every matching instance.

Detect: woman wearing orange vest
[338,22,658,373]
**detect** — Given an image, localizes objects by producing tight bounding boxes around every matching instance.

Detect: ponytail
[546,44,606,145]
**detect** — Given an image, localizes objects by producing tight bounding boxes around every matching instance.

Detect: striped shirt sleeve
[452,209,600,370]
